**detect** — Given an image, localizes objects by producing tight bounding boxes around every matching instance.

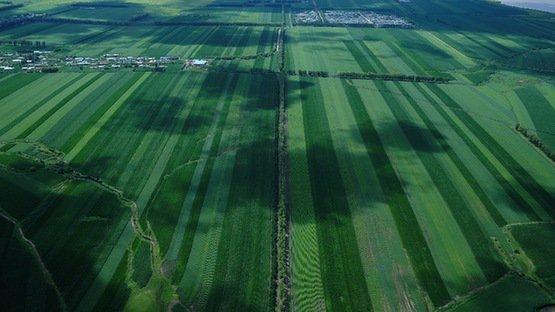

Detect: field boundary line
[275,70,291,312]
[64,72,150,162]
[164,76,234,262]
[437,272,512,311]
[0,208,67,311]
[503,221,555,230]
[178,77,244,307]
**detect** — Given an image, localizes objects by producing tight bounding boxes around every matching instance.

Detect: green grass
[340,79,450,306]
[299,77,373,311]
[0,0,554,310]
[509,223,555,288]
[515,85,555,150]
[375,80,506,283]
[447,274,551,312]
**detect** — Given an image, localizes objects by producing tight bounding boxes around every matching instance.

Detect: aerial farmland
[0,0,554,311]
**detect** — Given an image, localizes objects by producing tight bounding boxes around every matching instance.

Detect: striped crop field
[0,23,278,61]
[0,0,554,311]
[285,26,554,77]
[0,71,277,311]
[287,75,555,311]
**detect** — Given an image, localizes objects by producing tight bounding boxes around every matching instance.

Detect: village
[0,12,45,28]
[0,50,209,72]
[295,10,413,28]
[293,10,321,24]
[63,54,180,70]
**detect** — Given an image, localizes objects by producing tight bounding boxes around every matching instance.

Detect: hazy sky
[501,0,553,3]
[500,0,555,13]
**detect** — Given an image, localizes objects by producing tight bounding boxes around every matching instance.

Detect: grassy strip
[0,73,42,102]
[300,77,373,312]
[343,40,376,73]
[163,73,236,260]
[515,124,555,163]
[507,222,555,288]
[402,31,465,70]
[74,74,185,311]
[378,81,506,282]
[0,209,66,311]
[287,76,327,311]
[14,74,102,141]
[426,84,554,219]
[384,41,427,76]
[91,249,131,312]
[64,72,150,162]
[170,74,236,284]
[59,73,143,153]
[413,83,542,222]
[0,74,85,137]
[143,87,209,255]
[355,40,388,72]
[44,187,128,309]
[393,82,507,226]
[0,74,100,152]
[205,74,277,311]
[341,79,451,307]
[441,273,552,312]
[459,33,505,58]
[253,27,272,69]
[514,86,555,147]
[177,75,246,308]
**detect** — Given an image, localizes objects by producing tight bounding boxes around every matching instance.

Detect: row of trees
[515,124,555,162]
[286,70,451,83]
[337,71,451,82]
[0,4,23,12]
[40,17,138,26]
[0,40,46,46]
[154,21,278,27]
[215,51,274,61]
[71,2,128,8]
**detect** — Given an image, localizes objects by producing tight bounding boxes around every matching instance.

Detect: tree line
[515,123,555,162]
[286,70,451,83]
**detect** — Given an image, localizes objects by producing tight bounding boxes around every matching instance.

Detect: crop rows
[0,70,278,311]
[0,1,554,311]
[287,74,554,311]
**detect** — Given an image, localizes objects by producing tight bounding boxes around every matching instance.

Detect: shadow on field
[130,96,210,135]
[0,156,133,311]
[398,40,453,60]
[0,217,65,311]
[373,120,452,153]
[72,155,117,177]
[151,24,272,51]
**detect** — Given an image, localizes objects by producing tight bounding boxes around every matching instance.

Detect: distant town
[294,10,413,28]
[0,51,210,72]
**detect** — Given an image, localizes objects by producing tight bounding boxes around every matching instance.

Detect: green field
[0,0,554,311]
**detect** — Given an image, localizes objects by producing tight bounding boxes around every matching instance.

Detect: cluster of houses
[0,50,210,72]
[361,12,413,28]
[0,50,54,72]
[0,13,45,28]
[63,54,180,70]
[183,59,209,68]
[295,10,413,28]
[294,10,321,24]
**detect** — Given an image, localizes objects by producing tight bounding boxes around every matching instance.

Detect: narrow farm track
[164,76,234,262]
[0,209,67,311]
[178,84,244,309]
[64,72,151,162]
[0,139,163,310]
[75,74,195,311]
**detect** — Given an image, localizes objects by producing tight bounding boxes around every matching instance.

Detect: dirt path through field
[164,76,234,262]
